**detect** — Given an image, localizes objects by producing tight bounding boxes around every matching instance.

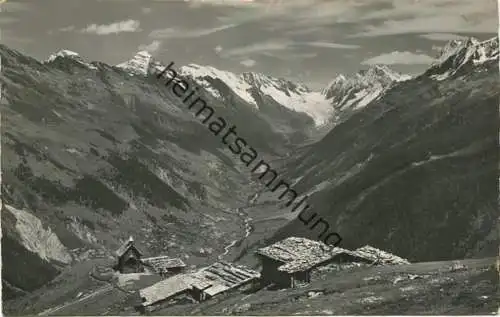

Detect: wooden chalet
[114,236,145,273]
[114,237,186,276]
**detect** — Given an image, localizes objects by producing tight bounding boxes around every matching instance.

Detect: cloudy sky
[1,0,497,89]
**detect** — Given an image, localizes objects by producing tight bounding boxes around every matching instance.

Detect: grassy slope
[152,258,498,315]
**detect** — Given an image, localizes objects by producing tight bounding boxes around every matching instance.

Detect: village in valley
[97,235,411,314]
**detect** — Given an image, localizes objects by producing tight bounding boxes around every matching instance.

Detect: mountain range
[1,36,498,314]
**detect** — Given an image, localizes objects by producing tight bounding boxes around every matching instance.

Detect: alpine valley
[1,36,498,315]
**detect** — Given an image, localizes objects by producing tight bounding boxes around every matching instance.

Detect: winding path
[37,285,113,316]
[218,192,259,260]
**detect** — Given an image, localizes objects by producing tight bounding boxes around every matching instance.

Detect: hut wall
[190,286,207,302]
[118,249,144,273]
[145,292,192,312]
[259,257,293,288]
[293,270,310,284]
[166,266,185,276]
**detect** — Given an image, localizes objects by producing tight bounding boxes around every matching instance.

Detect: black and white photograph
[1,0,499,315]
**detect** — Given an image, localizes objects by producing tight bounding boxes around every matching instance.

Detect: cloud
[0,17,18,24]
[352,17,495,37]
[2,1,31,12]
[220,40,292,57]
[81,19,141,35]
[214,45,223,53]
[141,7,152,14]
[262,52,318,61]
[207,0,496,37]
[301,41,360,49]
[185,0,262,8]
[2,30,33,44]
[419,33,467,41]
[149,24,236,39]
[431,45,443,52]
[213,0,330,26]
[219,39,357,60]
[350,0,497,37]
[138,40,162,53]
[59,25,76,32]
[240,59,256,67]
[361,51,436,65]
[219,39,356,61]
[284,26,324,36]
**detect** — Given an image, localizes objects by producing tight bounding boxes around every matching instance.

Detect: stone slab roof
[352,245,410,265]
[256,237,352,272]
[277,248,356,273]
[141,256,186,273]
[256,237,334,263]
[256,237,410,274]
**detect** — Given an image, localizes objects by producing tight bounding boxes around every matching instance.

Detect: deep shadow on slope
[273,66,498,262]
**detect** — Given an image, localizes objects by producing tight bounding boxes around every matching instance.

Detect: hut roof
[141,256,186,272]
[277,247,355,273]
[138,261,259,307]
[256,237,353,272]
[256,237,410,274]
[115,236,143,257]
[352,245,410,265]
[139,273,193,307]
[193,261,260,296]
[256,237,334,262]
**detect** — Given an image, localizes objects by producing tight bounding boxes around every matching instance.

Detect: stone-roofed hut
[114,236,145,273]
[351,245,410,265]
[141,256,186,277]
[255,237,375,288]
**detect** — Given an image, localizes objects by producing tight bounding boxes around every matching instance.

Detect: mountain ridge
[3,35,498,312]
[424,36,499,80]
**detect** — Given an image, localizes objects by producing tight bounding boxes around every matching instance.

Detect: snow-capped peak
[322,65,409,100]
[426,36,498,80]
[179,64,332,126]
[321,65,410,114]
[46,49,82,63]
[115,54,333,126]
[436,38,479,64]
[357,64,411,83]
[116,51,164,76]
[179,63,257,107]
[44,49,98,70]
[241,72,310,95]
[321,75,347,96]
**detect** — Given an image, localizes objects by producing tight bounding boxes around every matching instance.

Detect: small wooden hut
[114,236,145,273]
